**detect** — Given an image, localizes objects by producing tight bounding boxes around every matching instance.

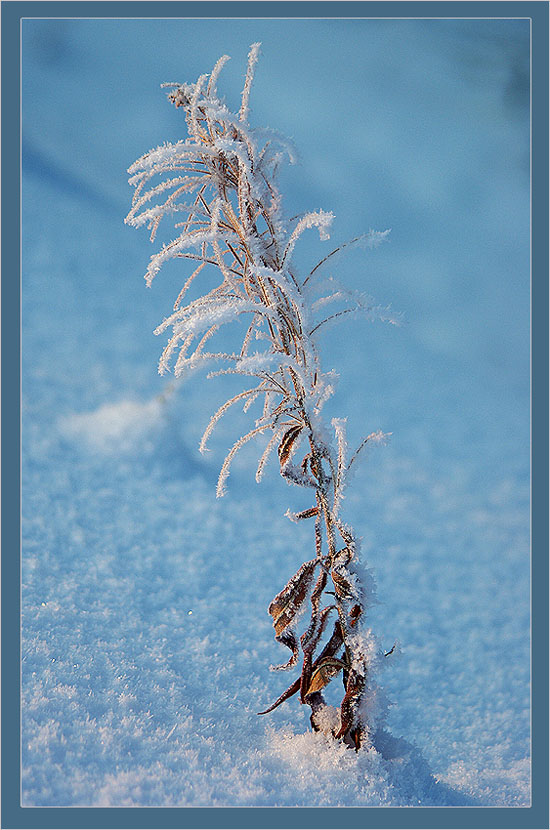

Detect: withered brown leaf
[262,617,344,714]
[294,506,320,521]
[304,656,347,696]
[257,675,301,715]
[278,425,302,467]
[300,568,329,700]
[317,619,344,663]
[271,627,300,671]
[268,558,318,637]
[330,547,356,598]
[335,669,365,740]
[331,567,355,599]
[300,570,329,654]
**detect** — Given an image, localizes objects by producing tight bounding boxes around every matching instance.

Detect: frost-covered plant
[126,45,398,750]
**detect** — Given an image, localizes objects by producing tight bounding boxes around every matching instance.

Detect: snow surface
[21,18,530,807]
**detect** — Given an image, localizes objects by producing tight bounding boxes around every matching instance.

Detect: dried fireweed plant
[126,44,400,751]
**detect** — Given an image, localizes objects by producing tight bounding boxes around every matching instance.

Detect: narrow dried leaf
[268,558,318,637]
[271,628,299,671]
[347,429,391,474]
[302,617,342,703]
[200,386,265,453]
[299,569,329,701]
[278,425,303,467]
[300,570,328,653]
[216,423,271,497]
[300,656,313,704]
[255,429,281,482]
[305,657,346,696]
[294,506,320,521]
[257,675,300,715]
[315,619,344,665]
[331,567,355,599]
[301,606,336,693]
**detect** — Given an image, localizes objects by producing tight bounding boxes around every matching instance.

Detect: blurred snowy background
[22,18,530,806]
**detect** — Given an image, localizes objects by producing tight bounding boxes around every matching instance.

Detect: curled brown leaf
[257,675,300,715]
[278,425,302,467]
[331,567,355,599]
[268,558,318,637]
[295,506,320,521]
[304,656,347,696]
[271,628,300,671]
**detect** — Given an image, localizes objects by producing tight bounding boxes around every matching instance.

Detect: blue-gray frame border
[2,2,548,828]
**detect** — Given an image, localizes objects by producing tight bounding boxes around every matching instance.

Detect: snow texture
[22,19,530,807]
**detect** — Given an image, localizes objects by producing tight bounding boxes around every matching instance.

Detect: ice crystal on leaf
[126,43,398,751]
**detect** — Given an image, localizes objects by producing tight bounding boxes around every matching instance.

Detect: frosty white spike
[240,42,261,123]
[207,53,231,97]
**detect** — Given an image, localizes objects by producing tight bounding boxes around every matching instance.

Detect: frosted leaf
[144,230,220,286]
[270,627,300,672]
[257,676,301,714]
[309,304,402,337]
[285,506,319,523]
[331,564,359,601]
[268,559,318,637]
[277,425,303,467]
[332,417,347,480]
[281,464,317,490]
[305,657,346,696]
